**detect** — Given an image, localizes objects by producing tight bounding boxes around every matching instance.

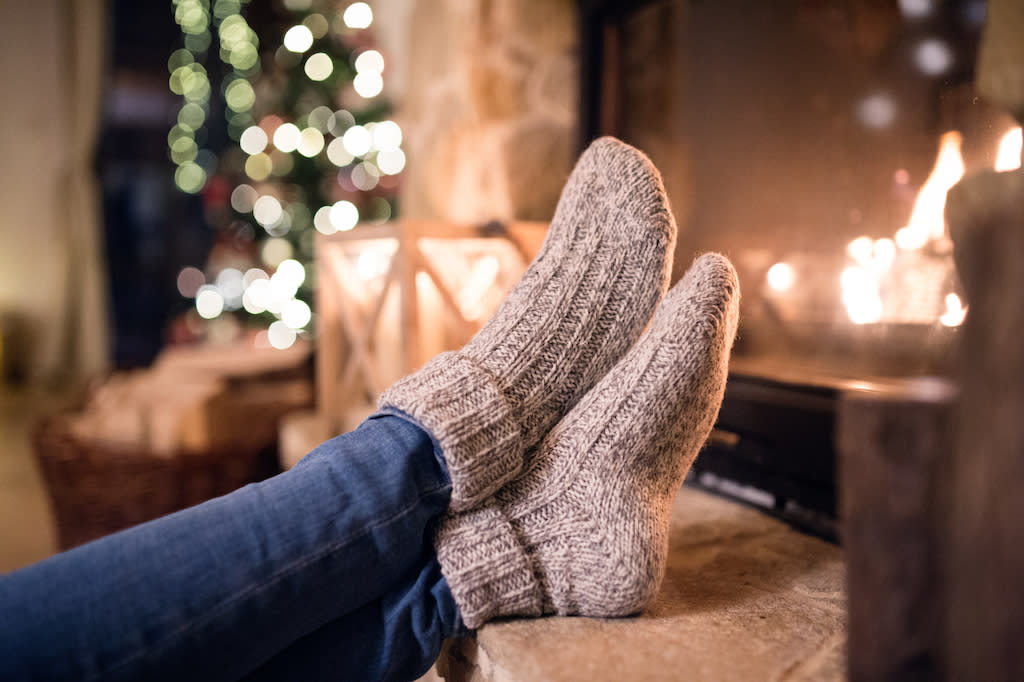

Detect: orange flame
[994,127,1023,172]
[895,131,965,249]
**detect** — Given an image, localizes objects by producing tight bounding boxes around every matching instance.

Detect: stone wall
[376,0,578,223]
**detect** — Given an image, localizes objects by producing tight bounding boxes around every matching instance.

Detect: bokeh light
[297,127,326,157]
[329,200,359,231]
[239,125,269,155]
[177,267,206,298]
[914,39,954,76]
[304,52,334,81]
[262,238,294,268]
[327,138,354,167]
[343,2,373,29]
[376,147,406,175]
[268,321,297,349]
[857,93,897,129]
[175,162,207,193]
[196,285,225,319]
[354,50,384,74]
[231,184,259,212]
[353,71,384,98]
[283,25,314,53]
[253,195,284,227]
[245,153,273,181]
[273,122,301,152]
[766,262,795,292]
[342,125,372,156]
[225,79,256,111]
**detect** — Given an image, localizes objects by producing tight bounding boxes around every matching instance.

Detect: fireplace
[579,0,1021,536]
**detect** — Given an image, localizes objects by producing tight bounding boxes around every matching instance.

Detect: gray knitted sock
[434,253,740,629]
[379,137,676,512]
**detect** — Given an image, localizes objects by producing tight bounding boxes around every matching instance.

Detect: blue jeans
[0,413,465,681]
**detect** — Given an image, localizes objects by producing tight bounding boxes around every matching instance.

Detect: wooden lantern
[316,219,547,432]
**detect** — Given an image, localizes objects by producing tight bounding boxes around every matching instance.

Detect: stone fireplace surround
[376,0,1024,679]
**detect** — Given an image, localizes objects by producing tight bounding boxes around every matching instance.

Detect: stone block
[438,487,846,681]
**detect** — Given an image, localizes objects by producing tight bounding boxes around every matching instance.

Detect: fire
[895,131,965,250]
[994,127,1023,172]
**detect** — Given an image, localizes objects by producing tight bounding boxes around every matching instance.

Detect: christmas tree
[168,0,403,350]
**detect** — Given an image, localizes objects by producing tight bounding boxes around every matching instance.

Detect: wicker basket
[33,415,279,550]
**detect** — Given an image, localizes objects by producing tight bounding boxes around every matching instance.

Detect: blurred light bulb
[273,123,301,153]
[304,52,333,81]
[268,321,297,349]
[353,71,384,98]
[283,25,314,53]
[343,2,373,29]
[330,200,359,231]
[196,286,225,319]
[342,125,372,156]
[296,128,325,157]
[239,126,268,155]
[376,147,406,175]
[354,50,384,74]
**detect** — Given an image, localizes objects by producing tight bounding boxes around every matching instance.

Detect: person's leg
[0,413,451,682]
[241,554,465,682]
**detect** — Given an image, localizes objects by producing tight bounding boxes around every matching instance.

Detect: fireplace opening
[580,0,1020,537]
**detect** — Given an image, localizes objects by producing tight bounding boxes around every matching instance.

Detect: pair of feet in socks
[380,137,740,629]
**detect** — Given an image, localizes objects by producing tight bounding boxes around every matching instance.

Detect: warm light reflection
[766,262,795,292]
[940,293,967,327]
[840,267,883,325]
[994,127,1023,172]
[356,248,392,281]
[457,256,501,321]
[896,131,964,249]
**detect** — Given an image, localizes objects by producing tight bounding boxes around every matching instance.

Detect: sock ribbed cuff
[434,503,543,629]
[378,352,524,512]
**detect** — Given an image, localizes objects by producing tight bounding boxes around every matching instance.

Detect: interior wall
[375,0,579,224]
[0,0,109,385]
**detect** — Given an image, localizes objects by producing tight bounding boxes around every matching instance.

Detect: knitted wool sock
[434,253,740,629]
[379,137,676,512]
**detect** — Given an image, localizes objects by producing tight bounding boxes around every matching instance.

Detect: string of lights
[168,1,404,351]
